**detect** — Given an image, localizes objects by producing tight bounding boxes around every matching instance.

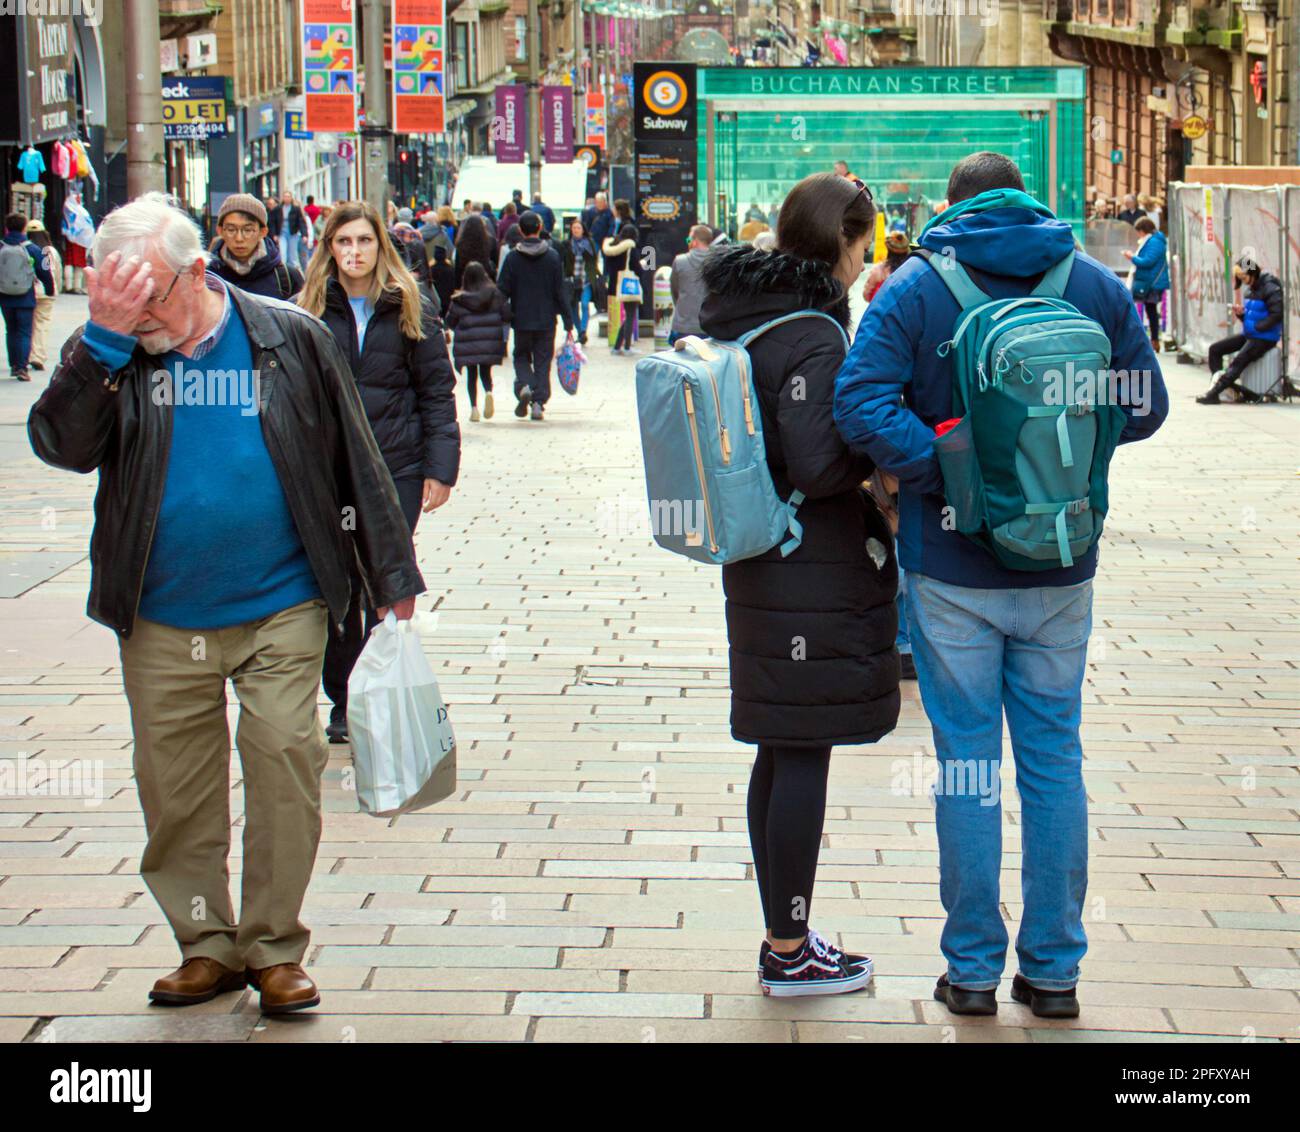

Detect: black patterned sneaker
[757,929,872,979]
[1011,973,1080,1018]
[514,386,532,417]
[760,931,873,997]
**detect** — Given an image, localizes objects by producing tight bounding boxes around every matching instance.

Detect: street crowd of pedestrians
[25,149,1184,1020]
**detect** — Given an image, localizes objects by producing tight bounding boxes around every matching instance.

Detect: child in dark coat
[444,260,511,421]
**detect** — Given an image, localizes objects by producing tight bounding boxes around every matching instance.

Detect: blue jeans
[574,284,591,335]
[895,568,911,655]
[906,573,1092,992]
[2,304,34,372]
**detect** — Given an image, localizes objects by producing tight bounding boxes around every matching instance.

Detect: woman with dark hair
[445,259,511,422]
[560,216,597,345]
[296,200,461,743]
[454,213,497,289]
[699,171,900,997]
[602,198,640,354]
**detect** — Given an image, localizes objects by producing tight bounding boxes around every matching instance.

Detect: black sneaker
[1010,972,1080,1018]
[933,973,998,1015]
[514,386,532,418]
[900,652,917,680]
[29,362,44,372]
[325,706,349,744]
[757,929,872,978]
[760,931,873,997]
[1195,393,1221,404]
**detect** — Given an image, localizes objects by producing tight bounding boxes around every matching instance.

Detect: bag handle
[673,335,719,362]
[915,248,988,310]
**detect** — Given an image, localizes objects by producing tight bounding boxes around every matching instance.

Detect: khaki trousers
[29,295,55,368]
[120,598,329,970]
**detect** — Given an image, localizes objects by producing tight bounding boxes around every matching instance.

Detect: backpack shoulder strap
[915,247,987,310]
[275,261,292,298]
[737,310,850,353]
[1031,249,1075,299]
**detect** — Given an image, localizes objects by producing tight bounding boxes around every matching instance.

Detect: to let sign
[162,77,228,139]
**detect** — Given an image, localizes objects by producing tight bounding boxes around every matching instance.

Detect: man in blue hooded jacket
[834,152,1168,1019]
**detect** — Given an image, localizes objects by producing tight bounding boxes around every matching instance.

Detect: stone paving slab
[0,295,1296,1042]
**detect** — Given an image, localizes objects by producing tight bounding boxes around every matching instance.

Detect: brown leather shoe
[149,958,247,1006]
[247,963,320,1014]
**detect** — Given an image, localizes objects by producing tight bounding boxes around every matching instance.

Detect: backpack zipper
[662,354,731,464]
[683,384,719,554]
[982,323,1108,387]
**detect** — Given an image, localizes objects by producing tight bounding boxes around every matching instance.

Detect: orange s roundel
[643,71,688,117]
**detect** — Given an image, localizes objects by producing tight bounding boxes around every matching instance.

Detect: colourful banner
[494,84,525,163]
[302,0,356,133]
[584,91,606,148]
[541,85,573,164]
[393,0,445,134]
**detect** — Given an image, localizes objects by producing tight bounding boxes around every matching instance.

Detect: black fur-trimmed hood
[698,244,851,340]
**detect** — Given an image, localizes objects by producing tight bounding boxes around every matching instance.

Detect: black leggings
[615,304,636,349]
[1143,300,1160,341]
[746,743,833,939]
[465,364,494,407]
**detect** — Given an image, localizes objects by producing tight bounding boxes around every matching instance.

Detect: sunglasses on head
[849,178,875,206]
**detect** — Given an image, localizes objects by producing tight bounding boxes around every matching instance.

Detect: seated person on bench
[1198,257,1284,404]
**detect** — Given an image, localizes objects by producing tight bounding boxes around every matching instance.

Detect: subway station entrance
[697,66,1088,239]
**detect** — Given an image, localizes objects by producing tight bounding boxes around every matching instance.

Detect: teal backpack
[921,245,1128,570]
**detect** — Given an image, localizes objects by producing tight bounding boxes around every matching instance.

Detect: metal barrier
[1168,181,1296,376]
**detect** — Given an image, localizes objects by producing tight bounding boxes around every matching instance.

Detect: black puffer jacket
[699,245,900,748]
[320,277,460,486]
[27,287,424,638]
[445,284,511,369]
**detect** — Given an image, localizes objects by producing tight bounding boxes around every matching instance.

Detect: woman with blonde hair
[298,200,461,742]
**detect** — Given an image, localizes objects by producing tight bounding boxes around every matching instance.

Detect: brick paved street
[0,294,1296,1043]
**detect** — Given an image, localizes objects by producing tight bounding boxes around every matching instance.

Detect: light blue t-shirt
[349,295,374,351]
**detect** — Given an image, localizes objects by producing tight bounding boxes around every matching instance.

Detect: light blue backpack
[634,312,849,564]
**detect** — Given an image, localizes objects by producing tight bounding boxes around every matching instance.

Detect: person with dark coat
[0,211,55,380]
[267,190,310,269]
[430,244,455,316]
[697,172,899,998]
[296,201,460,743]
[208,194,304,300]
[496,210,573,421]
[602,199,641,353]
[559,216,598,344]
[1198,257,1285,403]
[445,260,511,422]
[454,213,497,290]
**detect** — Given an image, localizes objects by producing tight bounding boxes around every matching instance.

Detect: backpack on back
[921,248,1128,570]
[0,243,36,296]
[635,311,848,564]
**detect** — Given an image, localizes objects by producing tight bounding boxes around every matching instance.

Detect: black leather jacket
[27,287,425,638]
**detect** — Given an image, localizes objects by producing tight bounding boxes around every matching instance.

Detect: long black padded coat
[320,276,461,487]
[444,284,511,370]
[698,245,900,749]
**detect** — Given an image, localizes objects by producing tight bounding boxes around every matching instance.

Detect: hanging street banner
[302,0,357,133]
[541,85,574,163]
[393,0,446,134]
[584,91,606,148]
[494,84,526,163]
[161,76,228,140]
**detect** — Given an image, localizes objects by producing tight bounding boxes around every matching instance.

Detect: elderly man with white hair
[28,193,424,1014]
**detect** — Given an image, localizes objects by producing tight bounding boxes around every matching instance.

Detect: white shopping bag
[347,611,457,817]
